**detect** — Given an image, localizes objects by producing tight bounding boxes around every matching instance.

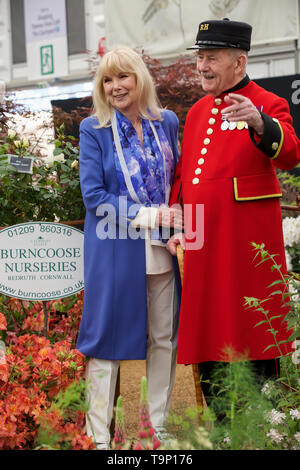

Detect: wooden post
[42,300,48,339]
[176,245,205,422]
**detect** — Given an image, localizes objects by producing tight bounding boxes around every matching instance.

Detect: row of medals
[221,115,248,131]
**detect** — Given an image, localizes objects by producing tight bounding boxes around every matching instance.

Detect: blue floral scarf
[112,110,175,207]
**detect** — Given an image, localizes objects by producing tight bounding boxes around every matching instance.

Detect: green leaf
[269,290,284,296]
[269,315,283,321]
[59,163,69,171]
[263,344,277,352]
[271,264,282,272]
[278,339,290,345]
[254,320,268,328]
[267,279,284,288]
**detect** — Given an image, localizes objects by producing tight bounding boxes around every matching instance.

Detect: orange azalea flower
[0,312,7,331]
[22,310,44,332]
[0,363,9,382]
[0,289,88,449]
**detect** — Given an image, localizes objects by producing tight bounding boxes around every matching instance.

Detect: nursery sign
[0,222,84,301]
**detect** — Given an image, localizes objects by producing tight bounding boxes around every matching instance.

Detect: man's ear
[235,53,247,74]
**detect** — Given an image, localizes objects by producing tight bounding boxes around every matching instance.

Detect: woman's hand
[156,206,183,230]
[166,233,186,256]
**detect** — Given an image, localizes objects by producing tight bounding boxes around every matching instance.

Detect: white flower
[294,432,300,443]
[7,129,17,139]
[282,216,300,247]
[290,409,300,421]
[285,250,293,272]
[43,156,54,168]
[265,409,286,425]
[71,160,79,169]
[261,382,272,398]
[266,428,284,443]
[22,138,29,148]
[53,153,65,164]
[43,153,65,168]
[289,280,300,302]
[13,140,21,148]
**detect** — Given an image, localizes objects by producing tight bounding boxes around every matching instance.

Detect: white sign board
[0,222,84,301]
[105,0,300,59]
[24,0,68,80]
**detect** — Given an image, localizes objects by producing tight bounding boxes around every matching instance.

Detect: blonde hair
[92,46,162,127]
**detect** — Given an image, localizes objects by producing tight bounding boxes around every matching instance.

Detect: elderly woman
[76,46,181,449]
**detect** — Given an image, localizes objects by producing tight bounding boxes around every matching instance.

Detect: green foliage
[115,396,125,428]
[52,378,88,415]
[203,359,300,450]
[35,379,89,451]
[167,407,213,450]
[244,242,300,382]
[208,360,273,450]
[141,375,149,403]
[278,164,300,192]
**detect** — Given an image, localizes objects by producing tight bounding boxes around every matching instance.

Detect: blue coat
[76,110,179,360]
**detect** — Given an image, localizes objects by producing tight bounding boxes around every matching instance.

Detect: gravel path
[119,361,198,441]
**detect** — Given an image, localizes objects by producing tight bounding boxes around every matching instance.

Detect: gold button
[192,178,199,185]
[204,138,211,145]
[195,168,202,175]
[215,98,222,105]
[211,108,219,115]
[272,142,279,150]
[207,128,213,135]
[198,158,205,165]
[209,118,216,125]
[201,148,207,155]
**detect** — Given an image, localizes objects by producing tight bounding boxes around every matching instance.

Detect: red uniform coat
[170,76,300,364]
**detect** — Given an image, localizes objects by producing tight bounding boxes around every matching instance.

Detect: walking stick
[176,244,205,421]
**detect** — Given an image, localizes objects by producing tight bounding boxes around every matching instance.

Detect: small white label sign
[24,0,68,80]
[0,222,84,301]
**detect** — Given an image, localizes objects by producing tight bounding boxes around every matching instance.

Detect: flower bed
[0,292,95,450]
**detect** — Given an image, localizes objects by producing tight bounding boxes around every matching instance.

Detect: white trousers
[85,270,178,445]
